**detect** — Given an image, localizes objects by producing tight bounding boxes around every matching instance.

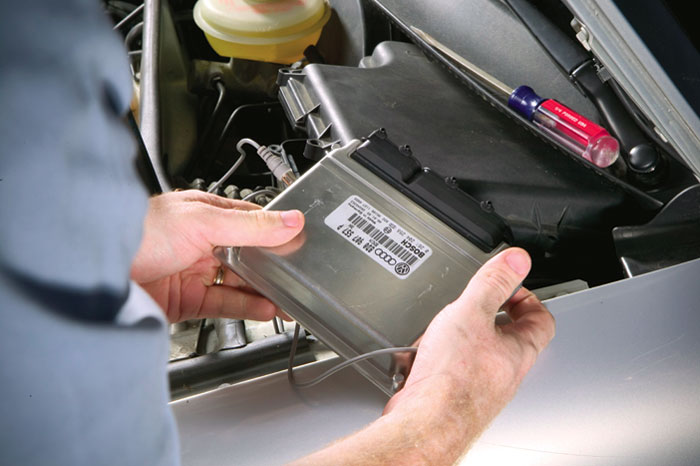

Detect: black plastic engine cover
[278,41,653,285]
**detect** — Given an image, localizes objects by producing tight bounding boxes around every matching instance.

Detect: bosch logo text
[400,239,426,258]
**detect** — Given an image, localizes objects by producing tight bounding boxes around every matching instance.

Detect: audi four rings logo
[374,248,397,265]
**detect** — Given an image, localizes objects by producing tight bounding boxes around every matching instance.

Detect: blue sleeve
[0,1,147,316]
[0,1,180,464]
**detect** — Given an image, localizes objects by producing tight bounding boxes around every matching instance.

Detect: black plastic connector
[352,130,512,252]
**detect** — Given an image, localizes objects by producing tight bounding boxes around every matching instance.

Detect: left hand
[130,190,304,323]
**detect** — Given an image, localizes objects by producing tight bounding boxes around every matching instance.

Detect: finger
[503,290,555,355]
[200,198,261,212]
[175,189,262,211]
[266,229,306,256]
[197,206,305,248]
[220,200,262,211]
[502,287,542,321]
[509,308,556,357]
[276,308,293,322]
[208,267,282,321]
[199,286,278,321]
[208,266,253,289]
[450,247,532,321]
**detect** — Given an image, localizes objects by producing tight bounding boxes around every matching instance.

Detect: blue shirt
[0,1,179,464]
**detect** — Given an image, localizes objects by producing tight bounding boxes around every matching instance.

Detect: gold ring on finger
[213,266,225,286]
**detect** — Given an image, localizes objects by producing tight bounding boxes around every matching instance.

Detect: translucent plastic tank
[193,0,330,64]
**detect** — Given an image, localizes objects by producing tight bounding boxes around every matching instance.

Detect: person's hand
[383,247,555,461]
[130,190,304,323]
[292,247,554,465]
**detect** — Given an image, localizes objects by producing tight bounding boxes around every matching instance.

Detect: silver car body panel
[565,0,700,178]
[172,257,700,465]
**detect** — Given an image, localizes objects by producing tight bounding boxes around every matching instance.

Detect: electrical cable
[275,144,301,178]
[215,102,279,156]
[287,153,300,178]
[125,21,144,49]
[608,78,683,163]
[241,188,279,202]
[287,323,418,389]
[184,78,227,175]
[207,138,260,193]
[113,3,144,31]
[197,78,227,155]
[208,80,228,131]
[281,138,308,177]
[199,102,279,176]
[256,145,297,187]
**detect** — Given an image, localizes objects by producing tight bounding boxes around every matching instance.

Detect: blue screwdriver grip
[507,85,544,120]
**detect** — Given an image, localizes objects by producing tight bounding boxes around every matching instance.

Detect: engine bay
[105,0,700,395]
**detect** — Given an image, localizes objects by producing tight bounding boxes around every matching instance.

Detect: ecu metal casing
[216,140,506,395]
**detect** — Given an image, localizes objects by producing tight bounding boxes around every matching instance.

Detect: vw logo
[394,262,410,276]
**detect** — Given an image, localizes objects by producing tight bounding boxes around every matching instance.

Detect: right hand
[384,247,555,460]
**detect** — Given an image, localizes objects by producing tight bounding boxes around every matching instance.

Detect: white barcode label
[324,195,432,279]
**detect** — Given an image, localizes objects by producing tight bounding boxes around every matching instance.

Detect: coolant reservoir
[193,0,330,64]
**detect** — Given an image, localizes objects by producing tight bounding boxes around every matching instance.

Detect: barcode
[348,213,419,266]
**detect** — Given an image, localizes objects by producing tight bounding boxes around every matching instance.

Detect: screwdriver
[411,26,620,168]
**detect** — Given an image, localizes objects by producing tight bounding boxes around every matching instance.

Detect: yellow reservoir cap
[193,0,331,64]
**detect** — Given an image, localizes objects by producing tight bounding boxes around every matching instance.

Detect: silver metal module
[216,140,506,395]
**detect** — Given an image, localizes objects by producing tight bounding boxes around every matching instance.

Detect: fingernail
[281,210,301,228]
[505,249,531,275]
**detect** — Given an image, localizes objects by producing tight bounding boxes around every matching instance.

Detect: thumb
[449,247,531,322]
[201,207,305,248]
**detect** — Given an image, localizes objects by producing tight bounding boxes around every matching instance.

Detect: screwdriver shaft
[411,26,513,96]
[411,26,619,168]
